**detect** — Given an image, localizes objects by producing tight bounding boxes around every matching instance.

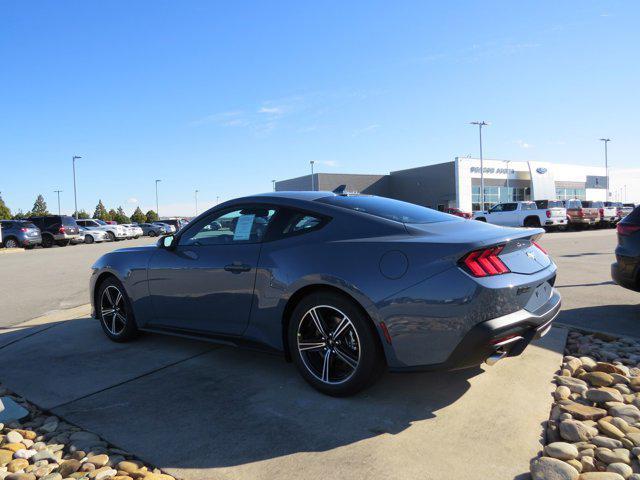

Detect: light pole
[272,180,276,192]
[505,160,511,198]
[72,155,82,218]
[310,160,315,191]
[54,190,63,215]
[470,122,489,210]
[599,138,611,200]
[194,189,199,216]
[155,179,161,218]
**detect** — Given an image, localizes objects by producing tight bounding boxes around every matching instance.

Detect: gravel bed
[0,385,176,480]
[531,330,640,480]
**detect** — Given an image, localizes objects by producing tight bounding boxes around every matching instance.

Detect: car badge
[526,252,535,259]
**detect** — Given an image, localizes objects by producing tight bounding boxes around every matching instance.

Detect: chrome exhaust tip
[485,350,507,366]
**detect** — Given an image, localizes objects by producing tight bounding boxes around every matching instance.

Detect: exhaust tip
[486,350,507,366]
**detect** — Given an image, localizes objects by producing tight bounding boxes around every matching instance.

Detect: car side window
[282,213,323,236]
[180,207,276,246]
[503,203,518,211]
[490,204,504,212]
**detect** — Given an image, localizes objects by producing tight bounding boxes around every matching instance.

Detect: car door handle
[224,263,251,273]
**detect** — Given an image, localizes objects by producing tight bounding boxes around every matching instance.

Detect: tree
[93,200,108,220]
[131,207,146,224]
[107,209,117,222]
[31,194,49,216]
[75,209,90,219]
[0,194,11,220]
[145,210,158,223]
[12,210,27,220]
[114,206,130,225]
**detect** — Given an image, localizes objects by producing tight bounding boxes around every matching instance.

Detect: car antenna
[332,184,347,194]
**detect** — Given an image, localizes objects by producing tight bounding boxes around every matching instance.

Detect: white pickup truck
[473,200,567,229]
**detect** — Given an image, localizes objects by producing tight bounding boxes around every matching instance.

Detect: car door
[486,203,506,224]
[146,205,277,336]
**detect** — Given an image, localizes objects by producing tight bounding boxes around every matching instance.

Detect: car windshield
[95,220,107,225]
[316,195,455,224]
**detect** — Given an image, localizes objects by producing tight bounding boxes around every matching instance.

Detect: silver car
[78,226,109,244]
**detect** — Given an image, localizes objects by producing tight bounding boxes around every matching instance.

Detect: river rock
[586,388,624,404]
[532,457,580,480]
[561,420,598,442]
[546,442,580,460]
[607,462,633,479]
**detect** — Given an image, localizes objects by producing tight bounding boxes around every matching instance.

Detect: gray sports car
[90,192,560,396]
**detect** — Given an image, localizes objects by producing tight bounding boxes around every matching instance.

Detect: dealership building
[275,157,608,212]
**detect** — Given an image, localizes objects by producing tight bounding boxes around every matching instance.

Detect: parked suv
[27,215,81,247]
[611,205,640,292]
[0,220,42,249]
[157,218,187,231]
[563,199,599,228]
[76,219,128,241]
[138,223,165,237]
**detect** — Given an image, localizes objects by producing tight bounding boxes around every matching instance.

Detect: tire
[524,217,541,228]
[97,277,139,342]
[56,240,70,247]
[148,230,157,237]
[288,291,384,396]
[84,235,94,244]
[4,237,19,249]
[41,235,54,248]
[106,231,116,242]
[476,217,487,222]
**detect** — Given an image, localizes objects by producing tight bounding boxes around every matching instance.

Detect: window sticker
[233,214,255,241]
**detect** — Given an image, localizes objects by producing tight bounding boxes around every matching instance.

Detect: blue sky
[1,1,638,216]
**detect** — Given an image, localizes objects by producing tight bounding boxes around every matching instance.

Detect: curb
[0,248,25,255]
[554,321,640,341]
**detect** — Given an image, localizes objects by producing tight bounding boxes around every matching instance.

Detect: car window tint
[503,203,518,211]
[316,195,454,224]
[283,214,323,235]
[490,204,504,212]
[180,208,276,246]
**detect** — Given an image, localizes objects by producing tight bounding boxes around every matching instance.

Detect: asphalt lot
[1,228,637,335]
[0,237,152,326]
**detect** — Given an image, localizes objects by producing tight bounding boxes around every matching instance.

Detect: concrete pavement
[0,309,566,480]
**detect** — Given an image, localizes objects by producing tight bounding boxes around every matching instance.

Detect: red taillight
[599,208,604,218]
[546,210,551,218]
[533,241,548,255]
[577,209,584,217]
[59,226,65,233]
[461,246,510,277]
[20,227,28,232]
[617,223,640,236]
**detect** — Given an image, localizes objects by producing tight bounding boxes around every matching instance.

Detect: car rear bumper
[569,218,596,224]
[388,288,561,372]
[612,259,640,292]
[545,218,566,226]
[22,236,42,246]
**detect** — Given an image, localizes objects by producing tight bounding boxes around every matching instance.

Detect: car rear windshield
[316,195,455,224]
[535,200,564,208]
[625,206,640,224]
[582,201,603,208]
[21,222,37,229]
[61,216,78,226]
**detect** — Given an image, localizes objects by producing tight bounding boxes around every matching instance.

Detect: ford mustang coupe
[90,192,561,396]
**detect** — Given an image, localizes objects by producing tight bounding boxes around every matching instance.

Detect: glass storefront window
[472,186,530,211]
[556,188,586,200]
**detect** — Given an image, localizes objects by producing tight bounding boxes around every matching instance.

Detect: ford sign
[536,167,547,174]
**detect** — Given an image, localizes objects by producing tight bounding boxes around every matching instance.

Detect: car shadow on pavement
[557,304,640,338]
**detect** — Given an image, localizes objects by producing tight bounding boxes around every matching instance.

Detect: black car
[27,215,81,248]
[611,205,640,292]
[0,220,42,249]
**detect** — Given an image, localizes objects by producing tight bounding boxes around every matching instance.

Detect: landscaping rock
[531,457,579,480]
[546,442,580,460]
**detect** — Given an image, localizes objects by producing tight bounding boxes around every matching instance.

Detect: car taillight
[533,241,548,255]
[461,245,510,277]
[617,223,640,236]
[599,208,604,217]
[546,210,551,218]
[577,210,584,217]
[59,226,65,233]
[20,227,28,232]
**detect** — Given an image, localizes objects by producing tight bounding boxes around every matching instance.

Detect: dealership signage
[470,167,515,175]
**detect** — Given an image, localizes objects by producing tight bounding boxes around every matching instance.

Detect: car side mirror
[158,234,176,250]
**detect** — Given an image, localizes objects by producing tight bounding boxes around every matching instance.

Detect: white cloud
[127,197,138,204]
[258,106,284,115]
[515,139,534,149]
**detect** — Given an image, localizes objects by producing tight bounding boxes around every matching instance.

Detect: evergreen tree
[131,207,146,224]
[75,209,90,219]
[107,209,117,222]
[114,206,131,224]
[31,194,49,216]
[93,200,108,220]
[0,194,11,220]
[145,210,159,223]
[12,210,27,220]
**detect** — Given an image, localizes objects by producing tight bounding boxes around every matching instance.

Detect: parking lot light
[54,189,63,215]
[195,189,199,216]
[470,122,490,211]
[599,138,611,200]
[155,179,161,218]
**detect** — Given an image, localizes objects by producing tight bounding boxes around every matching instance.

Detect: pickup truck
[473,200,567,229]
[584,201,617,227]
[564,199,599,227]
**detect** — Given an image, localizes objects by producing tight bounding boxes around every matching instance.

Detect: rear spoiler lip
[473,227,545,249]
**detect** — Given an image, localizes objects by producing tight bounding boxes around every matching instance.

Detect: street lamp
[155,179,161,218]
[54,190,63,215]
[194,189,199,216]
[504,160,511,197]
[470,122,489,211]
[599,138,611,200]
[272,180,276,192]
[72,155,82,218]
[310,161,315,191]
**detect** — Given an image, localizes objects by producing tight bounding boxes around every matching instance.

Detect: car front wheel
[97,277,139,342]
[288,292,384,396]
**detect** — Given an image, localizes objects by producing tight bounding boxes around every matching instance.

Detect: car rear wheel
[85,235,94,244]
[524,217,541,228]
[41,235,54,248]
[106,231,116,241]
[288,292,384,396]
[4,237,19,249]
[97,278,139,342]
